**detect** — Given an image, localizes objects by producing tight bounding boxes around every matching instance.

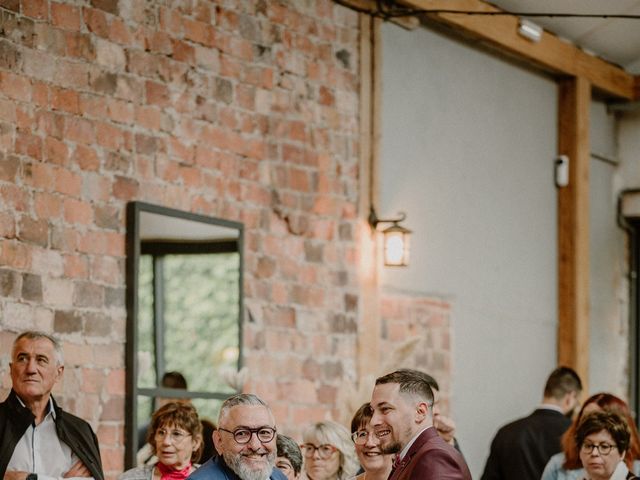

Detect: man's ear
[415,401,429,422]
[55,364,64,382]
[213,429,223,455]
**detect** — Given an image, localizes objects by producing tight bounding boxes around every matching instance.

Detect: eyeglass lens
[582,443,614,455]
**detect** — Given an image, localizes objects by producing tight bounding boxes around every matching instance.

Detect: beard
[380,441,402,455]
[222,449,276,480]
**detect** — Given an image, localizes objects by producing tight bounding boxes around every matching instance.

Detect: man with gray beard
[187,394,286,480]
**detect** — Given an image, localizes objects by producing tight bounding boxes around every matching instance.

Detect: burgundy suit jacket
[389,427,472,480]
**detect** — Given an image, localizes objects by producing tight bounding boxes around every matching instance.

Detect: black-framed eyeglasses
[300,443,338,459]
[351,430,374,445]
[581,442,616,456]
[218,426,276,444]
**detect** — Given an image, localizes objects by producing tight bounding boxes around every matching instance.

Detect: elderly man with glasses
[187,394,286,480]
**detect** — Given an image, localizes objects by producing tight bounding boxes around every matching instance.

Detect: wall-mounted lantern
[368,206,412,267]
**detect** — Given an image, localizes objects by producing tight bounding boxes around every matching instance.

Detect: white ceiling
[489,0,640,73]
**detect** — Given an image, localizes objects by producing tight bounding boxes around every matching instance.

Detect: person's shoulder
[270,466,287,480]
[118,465,154,480]
[188,458,225,480]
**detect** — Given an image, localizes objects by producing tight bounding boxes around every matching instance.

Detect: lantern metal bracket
[368,206,406,230]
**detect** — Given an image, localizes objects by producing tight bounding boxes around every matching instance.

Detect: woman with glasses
[575,411,638,480]
[542,393,640,480]
[119,402,203,480]
[350,403,392,480]
[300,421,359,480]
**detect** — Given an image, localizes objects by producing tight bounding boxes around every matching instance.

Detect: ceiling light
[518,19,543,42]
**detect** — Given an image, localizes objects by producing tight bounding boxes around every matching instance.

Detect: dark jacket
[389,427,472,480]
[0,390,104,480]
[481,408,571,480]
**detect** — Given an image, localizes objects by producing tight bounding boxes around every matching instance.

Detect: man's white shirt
[6,397,95,480]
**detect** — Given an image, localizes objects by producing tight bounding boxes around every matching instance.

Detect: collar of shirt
[538,403,564,414]
[398,426,434,461]
[15,395,57,421]
[608,460,629,480]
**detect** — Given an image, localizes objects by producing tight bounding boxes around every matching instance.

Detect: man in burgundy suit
[370,369,471,480]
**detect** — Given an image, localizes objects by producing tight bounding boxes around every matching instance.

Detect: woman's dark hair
[276,434,303,475]
[350,403,373,434]
[562,393,640,469]
[575,411,631,456]
[147,401,203,462]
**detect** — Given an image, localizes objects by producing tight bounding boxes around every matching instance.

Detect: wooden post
[357,13,382,380]
[557,76,591,392]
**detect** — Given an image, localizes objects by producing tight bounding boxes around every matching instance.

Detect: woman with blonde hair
[301,421,359,480]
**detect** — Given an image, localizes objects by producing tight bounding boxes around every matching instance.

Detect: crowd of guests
[3,330,640,480]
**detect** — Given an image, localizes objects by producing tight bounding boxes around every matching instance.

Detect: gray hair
[13,331,64,366]
[302,421,360,480]
[218,393,271,424]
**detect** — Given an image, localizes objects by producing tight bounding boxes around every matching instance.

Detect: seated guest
[301,421,359,480]
[350,403,392,480]
[120,402,203,480]
[276,434,302,480]
[187,393,286,480]
[575,411,638,480]
[1,330,104,480]
[542,393,640,480]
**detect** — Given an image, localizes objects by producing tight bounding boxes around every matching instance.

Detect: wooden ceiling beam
[337,0,635,100]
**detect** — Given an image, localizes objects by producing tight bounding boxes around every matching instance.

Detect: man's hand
[4,471,29,480]
[434,414,457,445]
[63,460,91,478]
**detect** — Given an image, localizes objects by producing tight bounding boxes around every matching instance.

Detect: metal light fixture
[368,206,412,267]
[518,19,543,43]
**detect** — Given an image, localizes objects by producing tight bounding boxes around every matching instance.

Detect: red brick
[54,168,82,196]
[95,121,125,150]
[183,18,215,46]
[44,136,69,165]
[83,7,109,38]
[106,98,133,124]
[52,2,81,30]
[64,117,96,145]
[112,175,138,200]
[90,255,121,285]
[0,72,31,101]
[0,239,31,269]
[134,106,162,131]
[72,144,100,171]
[15,132,42,160]
[32,82,49,107]
[33,192,62,220]
[97,424,123,447]
[23,0,48,20]
[145,81,170,107]
[63,198,93,225]
[65,31,96,60]
[108,18,133,45]
[106,369,125,395]
[63,253,89,279]
[18,215,48,246]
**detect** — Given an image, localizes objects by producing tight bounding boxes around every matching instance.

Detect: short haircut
[302,421,359,480]
[218,393,271,425]
[375,368,434,406]
[13,331,64,366]
[148,401,203,461]
[543,366,582,400]
[396,368,439,392]
[561,392,640,469]
[575,411,630,455]
[276,434,303,474]
[350,403,373,433]
[162,371,188,389]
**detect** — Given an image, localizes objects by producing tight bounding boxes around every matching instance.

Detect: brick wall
[379,292,453,411]
[0,0,360,477]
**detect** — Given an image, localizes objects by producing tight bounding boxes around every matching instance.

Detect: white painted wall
[379,22,560,477]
